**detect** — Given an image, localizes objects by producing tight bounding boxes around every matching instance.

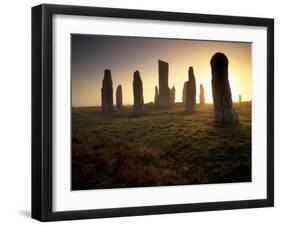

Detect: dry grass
[72,102,251,190]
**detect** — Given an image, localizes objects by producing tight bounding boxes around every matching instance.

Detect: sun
[229,75,239,102]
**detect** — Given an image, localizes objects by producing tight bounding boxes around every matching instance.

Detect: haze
[71,34,252,107]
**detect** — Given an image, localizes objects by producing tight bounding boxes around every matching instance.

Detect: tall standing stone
[170,86,176,104]
[133,70,144,113]
[158,60,171,107]
[154,86,159,106]
[184,67,196,112]
[211,52,238,124]
[182,82,187,103]
[101,69,113,113]
[200,84,205,105]
[239,95,242,104]
[116,84,123,110]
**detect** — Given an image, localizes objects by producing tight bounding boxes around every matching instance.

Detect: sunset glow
[71,35,252,107]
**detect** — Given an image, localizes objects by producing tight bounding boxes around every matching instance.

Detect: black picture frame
[32,4,274,222]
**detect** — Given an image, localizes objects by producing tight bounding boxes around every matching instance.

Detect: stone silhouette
[182,82,187,103]
[116,84,123,110]
[154,86,159,106]
[101,69,113,113]
[211,52,238,124]
[239,95,242,104]
[158,60,171,107]
[170,86,176,105]
[184,66,196,112]
[133,70,144,113]
[200,84,205,105]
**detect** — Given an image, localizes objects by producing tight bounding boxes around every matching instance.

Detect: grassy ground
[72,102,251,190]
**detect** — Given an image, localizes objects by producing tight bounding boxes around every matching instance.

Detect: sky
[71,34,252,107]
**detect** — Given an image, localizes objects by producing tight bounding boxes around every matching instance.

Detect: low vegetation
[72,102,251,190]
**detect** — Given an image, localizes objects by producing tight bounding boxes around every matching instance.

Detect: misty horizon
[71,34,252,107]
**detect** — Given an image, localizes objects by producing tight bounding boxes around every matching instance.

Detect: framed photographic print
[32,4,274,221]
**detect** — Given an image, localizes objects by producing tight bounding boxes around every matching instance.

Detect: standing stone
[158,60,171,107]
[116,84,123,110]
[133,70,144,113]
[200,84,205,105]
[154,86,159,106]
[211,52,238,124]
[101,69,113,113]
[184,67,196,112]
[170,86,176,104]
[239,95,242,104]
[182,82,187,103]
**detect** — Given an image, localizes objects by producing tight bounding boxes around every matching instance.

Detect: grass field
[72,102,251,190]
